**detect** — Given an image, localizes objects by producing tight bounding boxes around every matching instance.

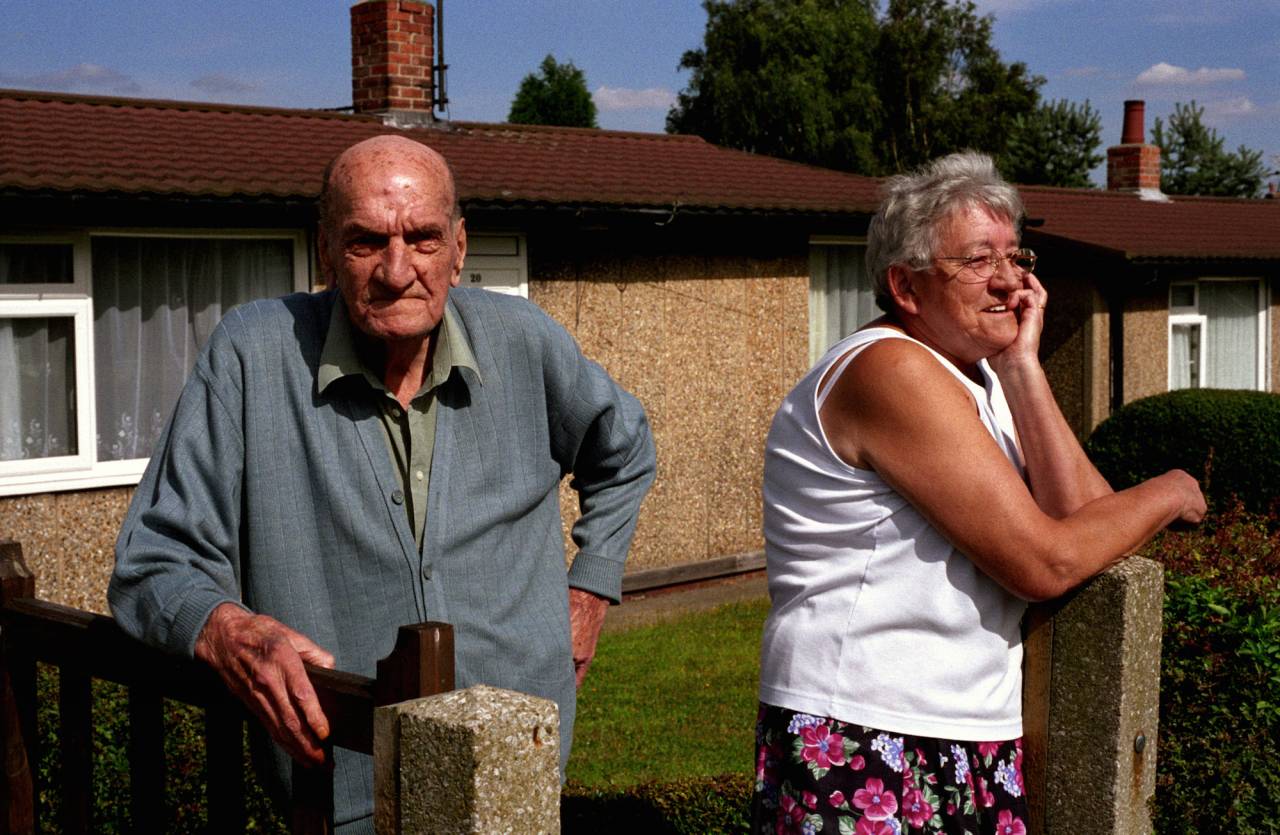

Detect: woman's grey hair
[865,151,1024,312]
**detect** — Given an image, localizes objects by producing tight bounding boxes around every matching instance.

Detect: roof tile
[0,89,882,214]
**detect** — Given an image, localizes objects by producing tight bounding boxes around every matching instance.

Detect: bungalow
[1023,100,1280,437]
[0,1,881,610]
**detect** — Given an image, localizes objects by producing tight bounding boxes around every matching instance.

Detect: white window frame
[1,228,308,496]
[1167,277,1268,392]
[0,296,96,483]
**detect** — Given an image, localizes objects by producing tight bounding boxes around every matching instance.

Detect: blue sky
[3,0,1277,186]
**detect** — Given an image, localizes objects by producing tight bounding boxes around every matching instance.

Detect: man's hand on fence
[569,588,609,688]
[194,602,336,766]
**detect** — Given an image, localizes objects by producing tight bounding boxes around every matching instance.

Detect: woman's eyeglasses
[934,248,1037,282]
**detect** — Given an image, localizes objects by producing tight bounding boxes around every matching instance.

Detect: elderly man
[109,135,655,830]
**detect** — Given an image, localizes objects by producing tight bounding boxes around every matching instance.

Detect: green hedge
[1086,389,1280,513]
[1143,504,1280,834]
[563,774,751,834]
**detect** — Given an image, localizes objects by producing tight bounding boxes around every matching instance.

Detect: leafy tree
[872,0,1041,172]
[1001,99,1103,187]
[508,54,598,128]
[1151,101,1267,198]
[667,0,1047,176]
[666,0,882,173]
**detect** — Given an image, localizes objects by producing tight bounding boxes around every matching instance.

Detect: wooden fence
[0,540,454,835]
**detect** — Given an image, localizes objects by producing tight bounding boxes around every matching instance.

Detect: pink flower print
[849,754,866,770]
[977,776,995,808]
[777,795,806,834]
[852,777,899,820]
[902,786,934,828]
[802,791,818,810]
[828,790,846,807]
[855,818,896,835]
[977,741,1001,759]
[800,724,847,769]
[996,809,1027,835]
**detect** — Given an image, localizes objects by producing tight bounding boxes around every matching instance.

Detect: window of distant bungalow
[809,236,873,365]
[1168,278,1268,391]
[0,230,528,496]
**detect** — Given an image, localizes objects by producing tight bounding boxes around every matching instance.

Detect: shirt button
[389,407,402,419]
[415,470,425,481]
[391,489,404,505]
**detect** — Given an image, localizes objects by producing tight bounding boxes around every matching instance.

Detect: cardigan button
[391,489,404,505]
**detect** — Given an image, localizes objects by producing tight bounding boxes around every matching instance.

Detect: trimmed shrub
[1086,389,1280,513]
[1142,504,1280,835]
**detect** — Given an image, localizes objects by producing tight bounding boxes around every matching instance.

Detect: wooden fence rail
[0,540,454,835]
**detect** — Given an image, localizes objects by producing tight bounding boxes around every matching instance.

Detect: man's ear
[450,217,467,288]
[886,264,922,316]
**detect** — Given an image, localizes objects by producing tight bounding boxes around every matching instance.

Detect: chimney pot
[1108,100,1163,195]
[1121,100,1145,145]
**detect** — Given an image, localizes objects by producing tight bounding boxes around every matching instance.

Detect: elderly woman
[752,152,1204,835]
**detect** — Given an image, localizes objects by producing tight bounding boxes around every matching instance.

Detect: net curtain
[91,237,293,462]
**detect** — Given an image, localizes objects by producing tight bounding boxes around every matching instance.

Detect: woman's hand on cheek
[991,273,1048,375]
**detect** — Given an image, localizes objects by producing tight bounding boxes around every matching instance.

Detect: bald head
[319,135,460,233]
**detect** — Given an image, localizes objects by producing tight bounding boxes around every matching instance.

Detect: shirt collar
[318,291,479,399]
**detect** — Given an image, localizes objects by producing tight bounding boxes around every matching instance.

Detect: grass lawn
[567,597,769,787]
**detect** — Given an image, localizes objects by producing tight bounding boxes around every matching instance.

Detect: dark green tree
[1001,98,1103,187]
[872,0,1042,172]
[666,0,882,173]
[508,54,598,128]
[667,0,1046,176]
[1150,101,1267,197]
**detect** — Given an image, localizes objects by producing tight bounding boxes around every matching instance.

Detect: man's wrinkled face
[319,137,466,345]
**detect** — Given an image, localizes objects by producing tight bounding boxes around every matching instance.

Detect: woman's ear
[886,264,922,316]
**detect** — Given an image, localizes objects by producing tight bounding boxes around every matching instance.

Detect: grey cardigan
[110,287,655,827]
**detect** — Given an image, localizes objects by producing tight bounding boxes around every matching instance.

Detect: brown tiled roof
[1021,185,1280,262]
[0,88,882,215]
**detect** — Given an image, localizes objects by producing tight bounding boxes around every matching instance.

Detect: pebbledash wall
[0,240,808,614]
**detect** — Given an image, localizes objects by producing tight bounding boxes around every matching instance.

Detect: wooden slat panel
[58,665,93,835]
[1,541,38,835]
[0,645,36,835]
[290,755,334,835]
[128,688,164,835]
[205,700,245,834]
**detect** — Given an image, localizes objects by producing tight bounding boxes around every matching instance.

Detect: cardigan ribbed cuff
[169,589,246,659]
[566,551,626,604]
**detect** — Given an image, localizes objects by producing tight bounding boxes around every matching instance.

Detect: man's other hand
[568,588,610,688]
[194,602,336,766]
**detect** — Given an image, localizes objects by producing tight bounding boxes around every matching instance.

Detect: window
[809,238,873,364]
[1168,279,1267,391]
[0,231,307,495]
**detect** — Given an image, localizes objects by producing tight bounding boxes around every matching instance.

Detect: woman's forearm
[997,358,1112,518]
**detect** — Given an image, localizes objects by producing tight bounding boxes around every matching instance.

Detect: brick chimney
[1106,100,1164,198]
[351,0,436,127]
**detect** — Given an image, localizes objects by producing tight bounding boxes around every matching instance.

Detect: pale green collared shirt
[317,294,480,549]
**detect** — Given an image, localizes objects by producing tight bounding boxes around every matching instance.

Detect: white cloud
[1136,62,1246,86]
[191,74,258,95]
[0,63,142,95]
[593,85,675,112]
[1202,96,1258,120]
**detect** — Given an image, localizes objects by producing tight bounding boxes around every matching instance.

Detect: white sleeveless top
[758,327,1028,740]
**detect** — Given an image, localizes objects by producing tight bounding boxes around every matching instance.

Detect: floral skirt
[752,703,1029,835]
